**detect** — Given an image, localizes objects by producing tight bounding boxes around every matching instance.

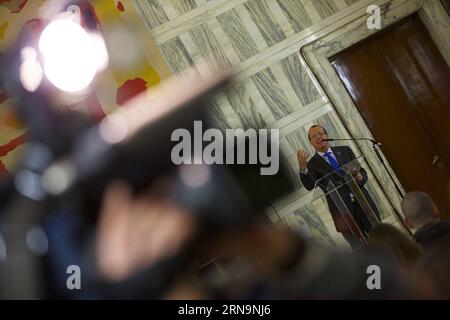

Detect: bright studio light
[39,19,108,93]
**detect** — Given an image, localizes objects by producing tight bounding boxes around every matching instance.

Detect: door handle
[432,155,439,166]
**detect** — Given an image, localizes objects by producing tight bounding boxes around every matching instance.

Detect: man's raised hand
[297,149,310,171]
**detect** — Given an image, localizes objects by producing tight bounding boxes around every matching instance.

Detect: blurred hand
[350,168,363,183]
[354,172,364,183]
[96,181,198,282]
[297,149,310,171]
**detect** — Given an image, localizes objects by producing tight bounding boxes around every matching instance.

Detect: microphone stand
[325,138,404,199]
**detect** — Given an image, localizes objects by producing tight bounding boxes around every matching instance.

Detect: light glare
[179,163,211,188]
[100,112,129,144]
[39,19,107,93]
[19,47,43,92]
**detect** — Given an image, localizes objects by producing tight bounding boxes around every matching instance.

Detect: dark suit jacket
[299,146,379,233]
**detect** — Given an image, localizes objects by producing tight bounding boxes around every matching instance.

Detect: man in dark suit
[297,125,380,248]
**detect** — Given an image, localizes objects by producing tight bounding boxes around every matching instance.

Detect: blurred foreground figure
[367,223,421,278]
[165,221,411,300]
[401,192,450,299]
[401,191,450,249]
[43,175,411,299]
[43,177,202,299]
[413,241,450,299]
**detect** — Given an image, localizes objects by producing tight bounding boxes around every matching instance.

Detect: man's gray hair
[401,191,437,226]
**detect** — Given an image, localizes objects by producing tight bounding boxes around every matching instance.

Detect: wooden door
[330,14,450,219]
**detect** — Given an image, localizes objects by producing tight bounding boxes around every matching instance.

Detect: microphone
[323,138,381,146]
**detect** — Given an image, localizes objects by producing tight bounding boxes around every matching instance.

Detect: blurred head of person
[401,191,440,230]
[368,223,422,271]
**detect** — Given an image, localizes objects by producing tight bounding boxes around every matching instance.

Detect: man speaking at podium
[297,125,380,248]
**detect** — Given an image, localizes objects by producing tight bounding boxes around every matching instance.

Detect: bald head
[401,192,439,229]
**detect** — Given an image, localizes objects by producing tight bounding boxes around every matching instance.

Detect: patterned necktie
[324,151,344,176]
